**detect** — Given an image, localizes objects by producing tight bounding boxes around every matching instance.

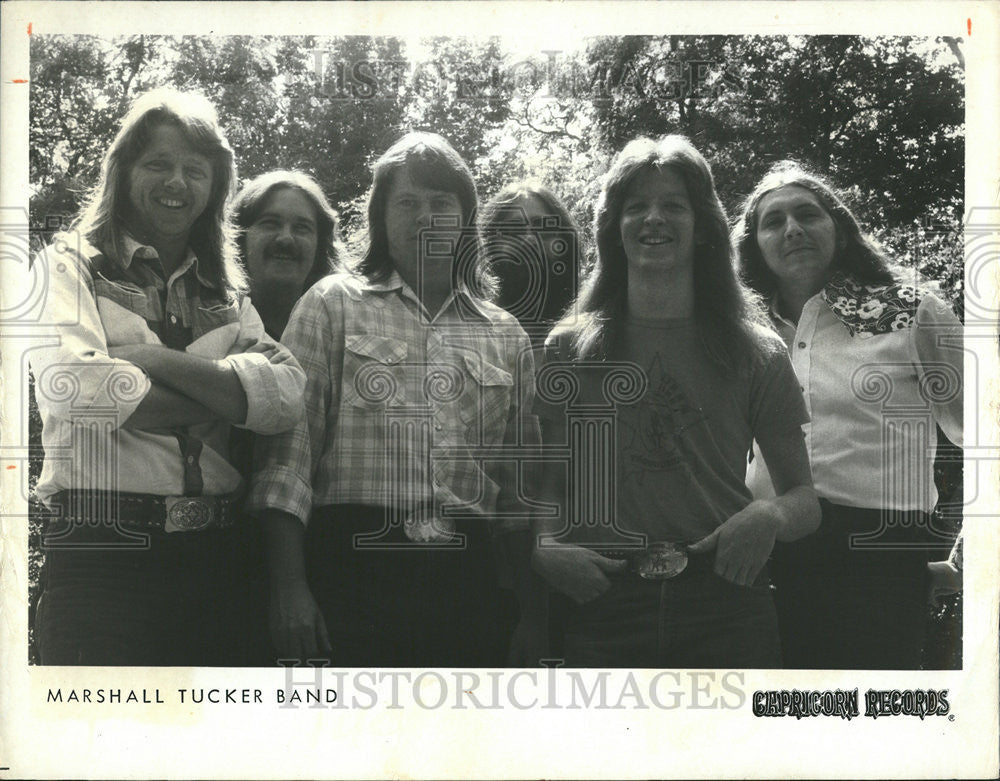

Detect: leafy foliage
[30,34,964,296]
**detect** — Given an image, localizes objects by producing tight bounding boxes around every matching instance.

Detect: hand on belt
[590,542,690,580]
[50,490,240,533]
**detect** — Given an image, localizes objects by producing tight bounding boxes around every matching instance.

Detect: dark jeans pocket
[563,576,627,624]
[708,569,773,597]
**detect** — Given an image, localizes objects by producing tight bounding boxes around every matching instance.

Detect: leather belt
[591,541,690,580]
[49,490,240,533]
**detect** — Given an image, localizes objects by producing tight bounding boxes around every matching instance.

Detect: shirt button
[797,341,806,349]
[385,357,395,364]
[169,314,178,324]
[434,423,442,431]
[186,455,195,464]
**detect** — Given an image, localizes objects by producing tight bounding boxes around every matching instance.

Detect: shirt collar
[768,289,828,329]
[358,269,406,293]
[768,294,796,328]
[360,270,492,323]
[121,234,217,288]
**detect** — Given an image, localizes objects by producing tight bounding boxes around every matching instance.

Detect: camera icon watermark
[0,209,79,328]
[481,204,580,335]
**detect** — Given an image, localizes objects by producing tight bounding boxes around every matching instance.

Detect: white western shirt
[746,290,962,512]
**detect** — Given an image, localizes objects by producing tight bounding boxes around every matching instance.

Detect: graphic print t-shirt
[538,316,808,545]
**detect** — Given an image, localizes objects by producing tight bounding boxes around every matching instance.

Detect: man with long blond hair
[31,88,304,665]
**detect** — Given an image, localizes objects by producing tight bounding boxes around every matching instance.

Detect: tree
[585,36,964,227]
[29,33,963,277]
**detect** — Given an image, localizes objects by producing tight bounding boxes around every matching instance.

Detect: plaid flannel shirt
[248,271,538,535]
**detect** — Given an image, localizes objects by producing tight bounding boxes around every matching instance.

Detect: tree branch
[940,36,965,70]
[117,36,146,113]
[512,104,583,142]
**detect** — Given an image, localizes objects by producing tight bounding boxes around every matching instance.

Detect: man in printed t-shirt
[532,135,820,668]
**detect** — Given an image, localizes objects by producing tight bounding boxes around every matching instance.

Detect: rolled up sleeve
[247,286,333,525]
[246,415,314,524]
[228,297,306,435]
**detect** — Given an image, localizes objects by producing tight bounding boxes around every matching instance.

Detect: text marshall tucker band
[46,682,950,718]
[753,688,950,720]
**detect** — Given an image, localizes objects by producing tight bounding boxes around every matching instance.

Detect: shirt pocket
[93,275,160,346]
[342,334,410,410]
[93,274,148,308]
[187,300,241,358]
[193,299,240,338]
[456,353,514,443]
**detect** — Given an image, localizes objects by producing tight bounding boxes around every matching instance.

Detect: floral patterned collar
[821,273,922,338]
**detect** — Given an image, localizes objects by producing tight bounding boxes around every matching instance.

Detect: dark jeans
[305,504,506,667]
[238,515,280,667]
[36,520,249,666]
[560,554,781,668]
[770,500,932,669]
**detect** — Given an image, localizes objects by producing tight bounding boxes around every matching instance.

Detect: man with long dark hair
[735,161,963,668]
[532,136,820,667]
[250,132,545,666]
[479,181,582,347]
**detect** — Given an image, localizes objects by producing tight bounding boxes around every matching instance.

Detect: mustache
[265,243,305,259]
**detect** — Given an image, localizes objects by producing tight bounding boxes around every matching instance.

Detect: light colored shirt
[248,271,538,534]
[746,290,962,512]
[31,234,305,503]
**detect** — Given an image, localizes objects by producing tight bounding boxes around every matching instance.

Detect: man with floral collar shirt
[249,133,545,667]
[737,162,963,669]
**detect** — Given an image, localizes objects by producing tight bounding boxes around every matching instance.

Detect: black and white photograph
[1,1,997,778]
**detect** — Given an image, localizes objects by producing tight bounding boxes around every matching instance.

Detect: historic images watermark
[271,662,749,710]
[310,51,743,102]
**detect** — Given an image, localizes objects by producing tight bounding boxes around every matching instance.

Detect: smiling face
[126,123,214,249]
[245,187,319,297]
[755,185,839,292]
[384,168,463,292]
[619,166,695,278]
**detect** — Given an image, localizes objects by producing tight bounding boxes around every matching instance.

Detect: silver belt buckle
[164,497,214,533]
[636,542,688,580]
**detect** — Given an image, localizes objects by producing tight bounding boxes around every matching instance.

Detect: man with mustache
[233,170,344,339]
[229,171,345,662]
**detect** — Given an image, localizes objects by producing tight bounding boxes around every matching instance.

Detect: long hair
[73,87,243,292]
[479,181,582,328]
[232,170,344,291]
[735,161,897,299]
[356,132,496,300]
[554,135,765,370]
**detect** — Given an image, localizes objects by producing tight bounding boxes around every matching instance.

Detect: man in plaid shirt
[249,133,546,666]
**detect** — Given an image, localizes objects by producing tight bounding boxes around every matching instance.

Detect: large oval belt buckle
[637,542,688,580]
[403,508,458,545]
[164,497,213,533]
